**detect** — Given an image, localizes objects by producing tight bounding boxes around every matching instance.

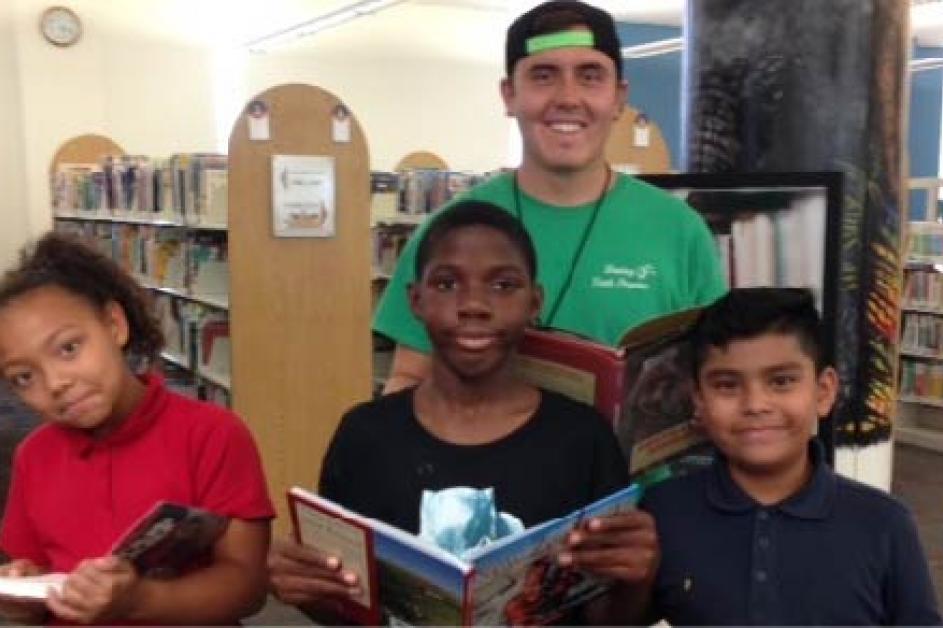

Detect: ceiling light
[245,0,405,53]
[911,57,943,72]
[622,37,683,60]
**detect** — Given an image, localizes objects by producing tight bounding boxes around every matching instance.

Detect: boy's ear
[500,77,516,117]
[530,284,544,326]
[102,300,130,350]
[616,79,629,119]
[690,385,705,428]
[407,283,423,320]
[815,366,840,419]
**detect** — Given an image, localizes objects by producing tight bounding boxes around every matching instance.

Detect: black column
[684,0,908,449]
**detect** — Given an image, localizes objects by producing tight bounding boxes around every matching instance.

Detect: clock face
[40,7,82,46]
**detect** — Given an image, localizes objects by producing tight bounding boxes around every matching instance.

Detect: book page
[468,484,640,626]
[514,356,597,406]
[616,332,711,480]
[0,573,66,600]
[295,504,373,609]
[369,521,466,626]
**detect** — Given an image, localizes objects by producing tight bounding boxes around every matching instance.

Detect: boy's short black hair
[691,287,826,377]
[414,201,537,280]
[505,0,623,80]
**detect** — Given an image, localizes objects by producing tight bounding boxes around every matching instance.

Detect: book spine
[462,569,475,628]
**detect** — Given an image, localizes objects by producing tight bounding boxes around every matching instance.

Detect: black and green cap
[505,1,623,80]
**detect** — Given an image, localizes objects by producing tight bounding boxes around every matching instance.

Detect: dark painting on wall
[683,0,907,448]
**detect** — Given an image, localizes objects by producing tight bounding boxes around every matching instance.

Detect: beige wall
[9,0,511,241]
[13,0,218,235]
[245,50,508,172]
[0,3,29,267]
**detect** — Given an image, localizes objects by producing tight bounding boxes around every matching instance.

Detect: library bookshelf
[228,84,372,532]
[897,179,943,453]
[49,134,231,406]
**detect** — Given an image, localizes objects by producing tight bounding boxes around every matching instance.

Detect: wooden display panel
[604,106,671,174]
[395,150,448,171]
[228,85,372,533]
[49,134,124,175]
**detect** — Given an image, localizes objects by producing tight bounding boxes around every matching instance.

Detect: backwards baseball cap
[505,1,623,79]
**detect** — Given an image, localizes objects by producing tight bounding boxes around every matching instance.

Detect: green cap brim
[525,30,595,56]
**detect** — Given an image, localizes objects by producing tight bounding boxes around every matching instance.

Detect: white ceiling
[22,0,943,53]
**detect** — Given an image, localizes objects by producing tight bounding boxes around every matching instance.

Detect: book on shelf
[52,153,227,225]
[288,483,641,626]
[199,168,229,226]
[371,171,400,193]
[397,169,483,216]
[51,162,106,213]
[197,315,231,384]
[371,170,400,223]
[154,294,192,365]
[188,231,229,298]
[909,221,943,258]
[706,204,824,300]
[0,502,228,599]
[372,227,414,276]
[904,269,943,308]
[901,312,943,355]
[514,308,711,484]
[899,359,943,400]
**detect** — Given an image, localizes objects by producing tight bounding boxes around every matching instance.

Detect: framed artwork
[640,172,844,458]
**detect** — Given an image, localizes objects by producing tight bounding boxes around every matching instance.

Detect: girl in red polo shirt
[0,233,274,624]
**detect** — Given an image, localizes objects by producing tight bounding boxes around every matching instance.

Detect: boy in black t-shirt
[269,200,658,624]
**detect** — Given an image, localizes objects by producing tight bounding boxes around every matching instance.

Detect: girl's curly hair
[0,232,164,366]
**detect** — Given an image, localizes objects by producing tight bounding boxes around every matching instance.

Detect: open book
[288,483,641,626]
[515,308,712,485]
[0,502,228,599]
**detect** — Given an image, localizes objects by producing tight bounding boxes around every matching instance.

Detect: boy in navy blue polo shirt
[642,287,941,625]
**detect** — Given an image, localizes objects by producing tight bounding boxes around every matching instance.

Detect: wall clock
[40,7,82,47]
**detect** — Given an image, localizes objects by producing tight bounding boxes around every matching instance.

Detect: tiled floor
[890,443,943,607]
[247,442,943,624]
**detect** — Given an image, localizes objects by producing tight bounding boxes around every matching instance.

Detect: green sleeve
[686,210,729,306]
[372,224,433,354]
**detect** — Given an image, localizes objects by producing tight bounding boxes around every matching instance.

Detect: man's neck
[728,454,814,507]
[516,161,612,206]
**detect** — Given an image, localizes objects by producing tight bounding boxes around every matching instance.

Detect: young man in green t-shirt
[375,0,727,390]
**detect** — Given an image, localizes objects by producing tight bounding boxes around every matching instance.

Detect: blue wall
[909,45,943,219]
[617,26,943,212]
[617,23,682,170]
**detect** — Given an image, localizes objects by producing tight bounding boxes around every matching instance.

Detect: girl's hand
[0,559,49,623]
[47,556,139,624]
[0,558,43,578]
[268,537,361,608]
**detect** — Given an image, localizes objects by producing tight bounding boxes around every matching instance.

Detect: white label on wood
[272,155,336,238]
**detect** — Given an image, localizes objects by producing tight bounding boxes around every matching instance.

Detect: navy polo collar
[706,439,837,520]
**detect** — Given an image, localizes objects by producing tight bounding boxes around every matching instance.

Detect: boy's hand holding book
[268,538,362,609]
[561,510,660,625]
[46,556,140,625]
[560,509,659,583]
